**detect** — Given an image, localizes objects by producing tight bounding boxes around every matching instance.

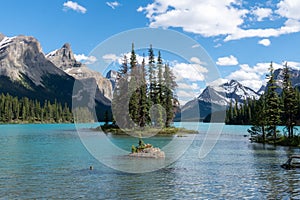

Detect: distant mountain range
[176,80,260,121]
[1,33,300,122]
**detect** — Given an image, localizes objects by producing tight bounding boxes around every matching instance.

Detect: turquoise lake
[0,123,300,199]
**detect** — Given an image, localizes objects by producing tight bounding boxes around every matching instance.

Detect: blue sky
[1,0,300,103]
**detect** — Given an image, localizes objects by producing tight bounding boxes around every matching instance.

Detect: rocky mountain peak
[46,43,82,70]
[0,35,64,84]
[198,79,260,106]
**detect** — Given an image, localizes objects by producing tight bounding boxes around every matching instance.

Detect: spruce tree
[265,62,281,141]
[128,43,140,126]
[112,55,130,128]
[148,45,157,105]
[282,63,298,138]
[138,56,149,127]
[163,64,177,127]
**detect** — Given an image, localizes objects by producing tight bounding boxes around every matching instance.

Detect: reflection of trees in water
[250,143,300,199]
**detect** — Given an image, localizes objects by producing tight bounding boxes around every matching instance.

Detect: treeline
[0,93,73,123]
[112,44,178,128]
[226,63,300,144]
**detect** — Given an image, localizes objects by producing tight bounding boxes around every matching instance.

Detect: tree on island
[112,44,178,129]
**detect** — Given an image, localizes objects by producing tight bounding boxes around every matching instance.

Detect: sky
[1,0,300,104]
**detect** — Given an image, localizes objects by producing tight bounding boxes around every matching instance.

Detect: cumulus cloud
[276,0,300,20]
[102,54,120,63]
[63,1,87,14]
[106,1,121,9]
[258,38,271,46]
[74,54,97,64]
[172,62,208,82]
[216,55,238,66]
[252,7,273,21]
[138,0,300,41]
[137,0,248,37]
[177,82,200,90]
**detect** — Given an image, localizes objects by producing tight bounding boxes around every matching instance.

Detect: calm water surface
[0,123,299,199]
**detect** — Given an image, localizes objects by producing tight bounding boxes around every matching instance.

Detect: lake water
[0,123,300,199]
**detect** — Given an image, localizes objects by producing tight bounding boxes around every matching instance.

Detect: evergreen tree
[128,43,140,125]
[138,56,149,127]
[112,54,130,128]
[148,45,157,105]
[248,95,267,142]
[265,62,281,141]
[163,64,178,127]
[282,63,298,138]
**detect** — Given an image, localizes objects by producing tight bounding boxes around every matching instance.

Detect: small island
[129,138,165,158]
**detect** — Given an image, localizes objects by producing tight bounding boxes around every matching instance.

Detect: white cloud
[224,19,300,41]
[177,82,200,90]
[226,62,283,91]
[252,7,273,21]
[216,55,238,66]
[138,0,248,37]
[63,1,87,14]
[102,54,120,63]
[106,1,121,9]
[138,0,300,41]
[74,54,97,64]
[276,0,300,20]
[102,53,149,65]
[191,44,200,48]
[258,38,271,46]
[285,61,300,70]
[172,62,208,82]
[208,78,228,87]
[190,57,205,65]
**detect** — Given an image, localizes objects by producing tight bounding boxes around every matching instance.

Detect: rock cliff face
[46,43,82,70]
[0,34,75,105]
[46,44,113,101]
[0,34,113,118]
[0,34,66,86]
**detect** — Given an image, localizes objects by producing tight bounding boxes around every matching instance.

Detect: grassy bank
[94,124,198,136]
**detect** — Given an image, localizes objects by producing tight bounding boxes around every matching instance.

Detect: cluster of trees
[226,63,300,143]
[0,93,73,123]
[112,44,178,128]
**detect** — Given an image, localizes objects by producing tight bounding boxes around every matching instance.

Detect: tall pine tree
[282,62,298,138]
[265,62,281,141]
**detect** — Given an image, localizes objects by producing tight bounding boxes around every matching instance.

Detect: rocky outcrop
[129,147,165,158]
[47,44,113,101]
[46,43,82,70]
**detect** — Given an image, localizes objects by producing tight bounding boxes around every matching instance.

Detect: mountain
[178,80,260,121]
[46,43,113,103]
[106,70,118,89]
[0,34,112,120]
[0,34,75,105]
[273,68,300,92]
[257,85,266,95]
[46,43,82,70]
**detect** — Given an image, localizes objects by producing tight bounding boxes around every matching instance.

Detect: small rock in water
[129,147,165,158]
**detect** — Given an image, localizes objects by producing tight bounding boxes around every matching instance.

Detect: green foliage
[282,63,298,138]
[116,44,178,128]
[0,93,73,123]
[226,62,300,145]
